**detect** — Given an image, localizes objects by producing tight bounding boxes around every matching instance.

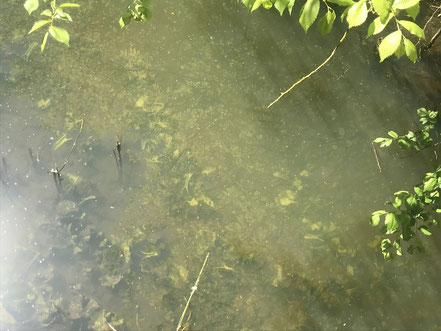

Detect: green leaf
[395,40,405,59]
[423,177,437,192]
[414,186,423,196]
[251,0,264,11]
[394,240,402,256]
[405,3,419,20]
[317,10,336,36]
[49,25,70,46]
[119,10,132,28]
[274,0,291,15]
[28,20,51,34]
[327,0,355,6]
[393,0,419,10]
[262,0,273,9]
[385,212,399,234]
[398,138,411,148]
[59,3,80,7]
[379,30,402,62]
[417,107,427,116]
[41,31,49,52]
[346,0,368,28]
[433,219,440,227]
[371,210,387,226]
[388,130,398,138]
[373,137,386,143]
[24,0,39,15]
[398,20,425,39]
[405,194,418,209]
[372,0,390,20]
[380,138,393,147]
[40,9,52,16]
[55,8,73,21]
[381,238,392,250]
[367,14,392,37]
[288,0,295,14]
[299,0,320,33]
[418,226,432,236]
[403,38,417,62]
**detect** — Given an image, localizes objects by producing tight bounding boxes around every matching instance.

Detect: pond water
[1,0,441,329]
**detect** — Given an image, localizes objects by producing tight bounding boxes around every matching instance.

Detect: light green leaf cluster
[119,0,152,28]
[374,108,439,151]
[371,108,441,261]
[240,0,425,63]
[25,0,79,52]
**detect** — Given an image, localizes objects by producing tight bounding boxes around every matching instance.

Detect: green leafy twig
[241,0,426,63]
[370,107,440,261]
[373,108,439,152]
[25,0,79,52]
[119,0,152,28]
[371,168,441,260]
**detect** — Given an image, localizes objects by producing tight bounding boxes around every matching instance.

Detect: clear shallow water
[1,0,441,329]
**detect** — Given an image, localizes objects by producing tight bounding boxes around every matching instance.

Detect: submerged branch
[267,30,348,109]
[176,252,210,331]
[371,142,382,173]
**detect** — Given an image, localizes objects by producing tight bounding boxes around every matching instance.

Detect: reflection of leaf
[54,134,72,150]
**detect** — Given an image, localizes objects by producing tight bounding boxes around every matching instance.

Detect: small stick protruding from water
[176,252,210,331]
[372,142,382,173]
[50,167,63,194]
[113,135,123,181]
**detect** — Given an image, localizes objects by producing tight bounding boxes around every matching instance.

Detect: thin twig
[372,142,382,173]
[267,30,348,108]
[176,252,210,331]
[107,323,118,331]
[423,27,441,52]
[59,119,84,172]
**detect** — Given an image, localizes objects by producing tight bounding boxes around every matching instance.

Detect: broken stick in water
[113,135,123,181]
[176,252,210,331]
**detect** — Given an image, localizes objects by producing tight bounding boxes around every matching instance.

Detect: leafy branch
[371,108,440,261]
[371,168,441,260]
[25,0,79,52]
[119,0,152,28]
[240,0,427,63]
[373,107,439,151]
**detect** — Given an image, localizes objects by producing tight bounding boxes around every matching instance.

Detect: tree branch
[267,29,348,109]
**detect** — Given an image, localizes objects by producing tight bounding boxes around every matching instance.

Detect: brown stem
[267,30,348,108]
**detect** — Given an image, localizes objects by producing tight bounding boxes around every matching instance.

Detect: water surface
[1,0,441,329]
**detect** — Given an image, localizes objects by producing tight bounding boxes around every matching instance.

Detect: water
[1,0,441,329]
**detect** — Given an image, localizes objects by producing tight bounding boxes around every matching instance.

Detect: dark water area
[1,0,441,329]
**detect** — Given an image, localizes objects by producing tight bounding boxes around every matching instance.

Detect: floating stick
[371,142,382,173]
[176,252,210,331]
[267,30,348,109]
